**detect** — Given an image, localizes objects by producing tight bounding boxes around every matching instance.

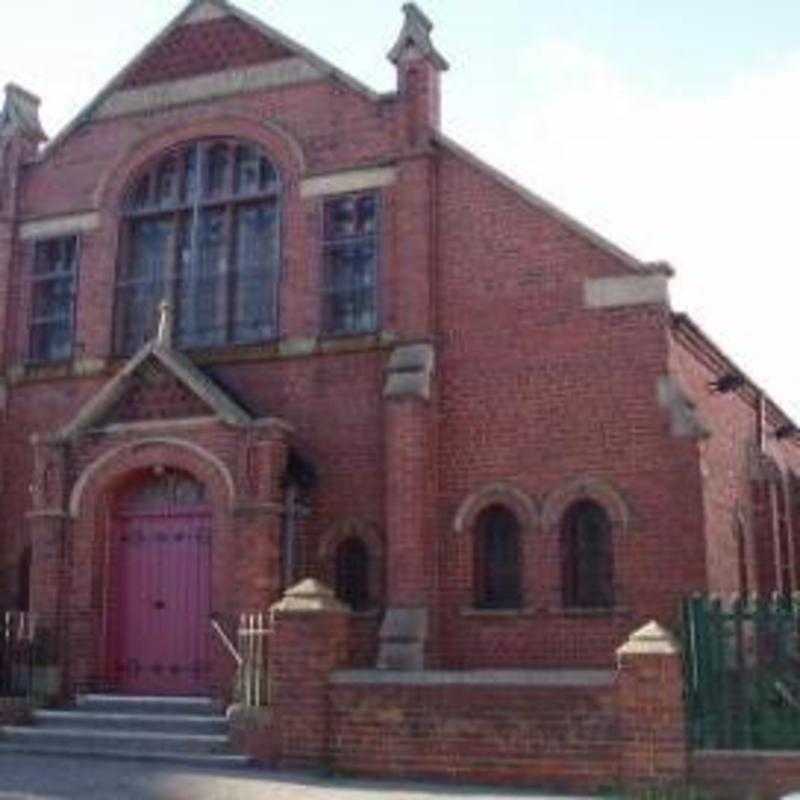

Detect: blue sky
[3,1,800,418]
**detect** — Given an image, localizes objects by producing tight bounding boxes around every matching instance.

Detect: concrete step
[34,709,227,735]
[0,694,252,767]
[0,741,251,768]
[75,694,216,717]
[1,725,231,755]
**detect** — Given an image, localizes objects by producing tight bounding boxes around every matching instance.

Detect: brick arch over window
[453,482,539,535]
[473,504,523,610]
[542,476,629,610]
[318,519,383,611]
[95,114,305,211]
[541,476,629,534]
[560,500,614,609]
[113,135,283,354]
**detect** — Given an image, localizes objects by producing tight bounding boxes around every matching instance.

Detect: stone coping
[329,668,615,687]
[694,750,800,759]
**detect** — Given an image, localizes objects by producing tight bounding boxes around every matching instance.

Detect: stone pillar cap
[1,83,46,142]
[616,620,680,657]
[270,578,349,614]
[388,3,449,71]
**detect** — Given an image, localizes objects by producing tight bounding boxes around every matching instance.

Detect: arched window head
[475,505,522,610]
[334,537,371,612]
[115,139,281,354]
[561,500,614,609]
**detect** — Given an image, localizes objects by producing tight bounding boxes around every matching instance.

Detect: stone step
[1,725,231,755]
[75,694,216,717]
[0,741,251,768]
[34,709,227,735]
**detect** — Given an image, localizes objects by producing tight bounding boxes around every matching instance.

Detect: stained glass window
[116,139,280,354]
[322,192,378,335]
[561,501,615,609]
[29,236,78,363]
[475,506,522,610]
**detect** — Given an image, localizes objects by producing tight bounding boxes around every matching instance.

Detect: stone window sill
[552,606,632,618]
[460,606,537,619]
[9,357,108,385]
[349,608,382,619]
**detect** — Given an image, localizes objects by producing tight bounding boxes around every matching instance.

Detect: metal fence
[210,611,271,708]
[683,594,800,749]
[0,611,37,698]
[237,612,270,708]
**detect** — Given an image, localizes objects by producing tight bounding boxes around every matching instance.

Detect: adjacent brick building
[0,0,798,787]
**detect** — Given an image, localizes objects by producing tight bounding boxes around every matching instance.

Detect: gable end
[119,16,293,90]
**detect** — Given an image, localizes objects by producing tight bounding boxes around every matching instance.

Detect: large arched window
[334,537,371,612]
[561,500,614,609]
[474,505,522,609]
[115,139,280,354]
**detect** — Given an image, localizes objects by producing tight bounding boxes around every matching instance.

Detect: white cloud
[452,40,800,418]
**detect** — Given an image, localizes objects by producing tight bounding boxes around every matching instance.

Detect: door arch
[111,468,212,695]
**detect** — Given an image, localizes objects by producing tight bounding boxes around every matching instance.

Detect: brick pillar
[269,579,349,769]
[27,512,69,700]
[616,621,689,788]
[378,344,435,670]
[234,429,290,612]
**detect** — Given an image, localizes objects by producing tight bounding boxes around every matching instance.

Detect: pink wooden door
[112,475,211,695]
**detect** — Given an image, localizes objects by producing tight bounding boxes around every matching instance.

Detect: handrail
[209,614,243,667]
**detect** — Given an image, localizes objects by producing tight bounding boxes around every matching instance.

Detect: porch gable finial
[156,299,173,348]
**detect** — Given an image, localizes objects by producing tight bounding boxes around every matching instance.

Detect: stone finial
[388,3,449,71]
[0,84,47,142]
[616,620,680,658]
[270,578,349,614]
[156,299,173,348]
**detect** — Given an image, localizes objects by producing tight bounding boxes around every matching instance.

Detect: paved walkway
[0,754,601,800]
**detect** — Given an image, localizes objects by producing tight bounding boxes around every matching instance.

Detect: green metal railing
[683,594,800,749]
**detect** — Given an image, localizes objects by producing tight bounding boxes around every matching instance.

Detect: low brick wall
[692,751,800,800]
[227,705,274,763]
[0,697,32,726]
[328,670,620,793]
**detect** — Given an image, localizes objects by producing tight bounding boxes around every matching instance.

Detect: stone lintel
[19,212,100,241]
[584,275,670,309]
[300,167,396,199]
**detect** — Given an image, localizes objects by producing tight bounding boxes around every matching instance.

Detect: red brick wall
[669,324,800,597]
[433,148,707,668]
[329,678,620,792]
[3,3,796,682]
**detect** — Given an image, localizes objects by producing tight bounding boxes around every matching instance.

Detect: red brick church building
[1,0,799,785]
